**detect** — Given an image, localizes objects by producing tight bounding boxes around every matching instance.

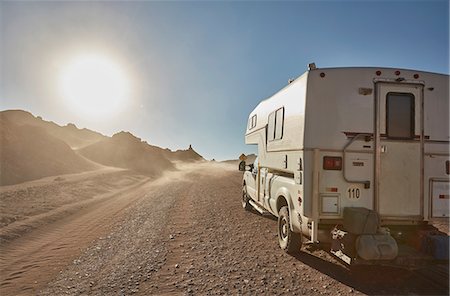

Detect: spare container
[356,234,398,260]
[343,207,379,235]
[427,233,449,260]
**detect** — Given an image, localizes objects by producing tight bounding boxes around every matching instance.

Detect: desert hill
[0,110,106,149]
[78,131,175,177]
[1,109,206,184]
[164,145,204,162]
[0,116,98,185]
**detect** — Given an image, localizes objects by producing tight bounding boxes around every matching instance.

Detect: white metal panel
[245,72,308,151]
[423,74,449,141]
[304,69,375,149]
[344,153,373,182]
[244,171,257,200]
[303,68,448,149]
[376,83,423,218]
[321,194,339,214]
[430,180,450,217]
[318,150,373,216]
[378,142,421,216]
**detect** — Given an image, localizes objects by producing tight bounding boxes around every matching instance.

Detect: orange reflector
[395,70,401,76]
[326,187,338,192]
[439,194,450,199]
[414,74,419,79]
[376,70,382,76]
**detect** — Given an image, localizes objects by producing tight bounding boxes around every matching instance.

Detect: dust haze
[0,110,448,295]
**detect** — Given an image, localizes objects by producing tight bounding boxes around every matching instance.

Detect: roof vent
[308,62,317,71]
[288,78,295,84]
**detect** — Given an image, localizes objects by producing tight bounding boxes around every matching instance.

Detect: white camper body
[242,66,449,263]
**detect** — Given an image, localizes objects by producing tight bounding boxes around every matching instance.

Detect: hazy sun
[59,54,129,119]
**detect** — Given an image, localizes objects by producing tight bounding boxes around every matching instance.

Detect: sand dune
[0,117,98,185]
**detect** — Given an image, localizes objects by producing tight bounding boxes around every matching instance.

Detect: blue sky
[1,1,448,160]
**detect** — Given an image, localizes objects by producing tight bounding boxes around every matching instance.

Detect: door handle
[381,145,387,153]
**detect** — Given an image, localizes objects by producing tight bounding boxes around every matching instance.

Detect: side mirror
[238,160,246,171]
[246,164,254,171]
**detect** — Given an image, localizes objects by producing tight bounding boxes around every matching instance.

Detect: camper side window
[248,115,257,130]
[386,93,415,139]
[274,108,284,140]
[268,107,284,141]
[268,112,275,141]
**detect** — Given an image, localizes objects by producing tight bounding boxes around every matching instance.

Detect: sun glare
[59,54,129,119]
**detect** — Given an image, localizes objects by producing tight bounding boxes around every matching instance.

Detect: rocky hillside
[0,116,97,185]
[78,132,175,177]
[0,110,106,149]
[1,109,205,184]
[165,145,204,162]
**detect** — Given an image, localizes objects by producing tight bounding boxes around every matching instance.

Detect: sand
[0,117,98,185]
[0,163,446,296]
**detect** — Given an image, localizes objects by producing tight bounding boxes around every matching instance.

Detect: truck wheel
[242,185,252,211]
[278,206,302,254]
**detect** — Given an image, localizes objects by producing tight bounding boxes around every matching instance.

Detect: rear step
[249,200,268,215]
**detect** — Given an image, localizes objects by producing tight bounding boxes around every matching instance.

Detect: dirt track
[1,163,448,295]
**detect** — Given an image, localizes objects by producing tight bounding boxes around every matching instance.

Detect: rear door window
[386,92,415,139]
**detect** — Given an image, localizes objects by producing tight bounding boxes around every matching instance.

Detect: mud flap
[330,227,357,265]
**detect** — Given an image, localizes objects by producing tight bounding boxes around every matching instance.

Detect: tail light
[323,156,342,170]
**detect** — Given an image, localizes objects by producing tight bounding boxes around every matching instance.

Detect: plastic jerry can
[356,234,398,260]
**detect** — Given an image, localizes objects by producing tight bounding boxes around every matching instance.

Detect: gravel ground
[36,163,448,296]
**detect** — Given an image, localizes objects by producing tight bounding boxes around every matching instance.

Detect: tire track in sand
[0,178,152,296]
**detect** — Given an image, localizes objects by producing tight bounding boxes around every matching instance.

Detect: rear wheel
[242,185,252,211]
[278,206,302,254]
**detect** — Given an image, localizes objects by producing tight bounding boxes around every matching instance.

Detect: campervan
[241,65,449,266]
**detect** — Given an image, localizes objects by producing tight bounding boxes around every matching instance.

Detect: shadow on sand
[294,244,449,295]
[254,211,448,295]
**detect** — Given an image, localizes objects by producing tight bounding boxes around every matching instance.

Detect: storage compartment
[343,207,379,235]
[321,194,339,214]
[356,234,398,260]
[430,179,449,218]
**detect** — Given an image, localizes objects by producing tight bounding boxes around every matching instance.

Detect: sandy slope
[0,110,105,149]
[0,118,98,185]
[78,131,176,177]
[0,168,147,241]
[0,168,151,295]
[1,109,205,186]
[0,163,446,296]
